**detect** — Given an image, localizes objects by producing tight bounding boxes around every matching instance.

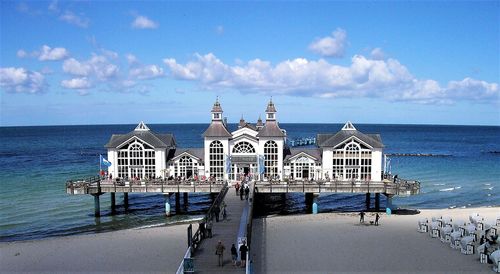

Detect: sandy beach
[0,224,190,274]
[1,207,499,274]
[252,207,500,274]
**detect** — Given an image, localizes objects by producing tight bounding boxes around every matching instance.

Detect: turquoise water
[0,124,499,242]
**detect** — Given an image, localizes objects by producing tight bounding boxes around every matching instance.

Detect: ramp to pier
[192,186,250,273]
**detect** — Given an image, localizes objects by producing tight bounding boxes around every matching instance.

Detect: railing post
[161,180,164,193]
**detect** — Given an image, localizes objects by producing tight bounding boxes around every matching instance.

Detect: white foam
[484,183,491,186]
[484,187,494,190]
[449,205,457,209]
[433,183,445,186]
[454,186,462,190]
[440,188,454,192]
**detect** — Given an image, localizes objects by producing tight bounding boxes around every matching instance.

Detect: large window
[176,155,198,179]
[209,140,224,180]
[264,141,278,179]
[232,141,255,154]
[290,156,314,180]
[332,140,372,181]
[117,139,155,179]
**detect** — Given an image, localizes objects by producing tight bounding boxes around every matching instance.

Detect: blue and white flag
[100,154,112,167]
[258,155,265,174]
[225,154,232,174]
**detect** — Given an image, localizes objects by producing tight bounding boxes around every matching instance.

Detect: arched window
[117,139,155,179]
[264,141,278,179]
[177,155,197,179]
[232,141,255,154]
[344,142,360,180]
[209,141,224,180]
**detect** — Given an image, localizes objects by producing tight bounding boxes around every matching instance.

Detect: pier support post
[110,193,116,214]
[375,193,380,211]
[305,193,314,213]
[183,192,188,205]
[175,192,181,213]
[165,193,171,217]
[312,193,319,214]
[93,194,101,217]
[365,193,371,211]
[123,193,129,209]
[385,194,394,212]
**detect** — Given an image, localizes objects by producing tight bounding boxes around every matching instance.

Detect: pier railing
[245,181,256,274]
[66,178,227,195]
[254,178,420,196]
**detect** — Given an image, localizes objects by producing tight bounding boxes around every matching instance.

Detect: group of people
[359,211,381,226]
[215,240,248,268]
[235,180,250,201]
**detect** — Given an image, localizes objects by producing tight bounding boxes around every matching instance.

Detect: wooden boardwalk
[191,189,248,273]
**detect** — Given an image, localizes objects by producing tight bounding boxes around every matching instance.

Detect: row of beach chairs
[418,213,500,272]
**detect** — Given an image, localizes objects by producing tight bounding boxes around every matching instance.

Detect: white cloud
[216,25,224,35]
[163,52,499,104]
[370,48,385,60]
[39,45,69,61]
[0,67,47,93]
[17,49,28,58]
[131,15,158,29]
[59,11,89,28]
[130,65,164,80]
[126,54,139,65]
[48,0,59,12]
[62,54,119,80]
[309,28,347,58]
[61,77,92,89]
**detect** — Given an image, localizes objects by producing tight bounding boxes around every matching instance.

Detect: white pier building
[105,98,384,182]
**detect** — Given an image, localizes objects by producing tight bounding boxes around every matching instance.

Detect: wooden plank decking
[191,189,249,273]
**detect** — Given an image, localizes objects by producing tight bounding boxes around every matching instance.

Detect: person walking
[239,241,248,268]
[215,240,226,267]
[239,185,244,200]
[222,206,227,221]
[244,185,250,200]
[235,182,240,196]
[214,205,220,222]
[200,220,206,239]
[206,219,213,238]
[359,211,365,223]
[375,213,380,226]
[231,243,238,266]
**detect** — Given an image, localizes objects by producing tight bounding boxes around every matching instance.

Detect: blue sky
[0,1,498,126]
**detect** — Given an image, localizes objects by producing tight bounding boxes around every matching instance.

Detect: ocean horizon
[1,123,499,242]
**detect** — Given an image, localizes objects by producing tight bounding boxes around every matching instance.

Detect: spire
[211,97,223,121]
[341,121,356,131]
[256,115,264,130]
[238,115,246,128]
[134,121,150,131]
[265,98,277,121]
[211,96,223,113]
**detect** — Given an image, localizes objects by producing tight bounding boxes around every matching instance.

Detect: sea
[1,124,499,242]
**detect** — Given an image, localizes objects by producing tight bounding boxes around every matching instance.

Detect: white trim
[170,151,202,162]
[288,151,318,162]
[116,136,157,150]
[333,136,374,150]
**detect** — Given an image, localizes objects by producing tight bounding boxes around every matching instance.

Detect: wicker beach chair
[450,231,462,249]
[440,225,453,243]
[459,235,475,255]
[430,221,440,238]
[418,218,428,233]
[491,249,500,273]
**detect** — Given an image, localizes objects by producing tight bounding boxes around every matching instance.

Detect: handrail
[245,181,256,274]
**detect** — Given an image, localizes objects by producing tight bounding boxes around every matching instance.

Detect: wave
[484,187,494,190]
[433,183,445,186]
[439,186,461,192]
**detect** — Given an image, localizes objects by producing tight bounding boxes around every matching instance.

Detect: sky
[0,1,499,126]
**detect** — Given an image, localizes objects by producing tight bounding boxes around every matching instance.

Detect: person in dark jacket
[231,244,238,266]
[214,206,220,222]
[239,241,248,268]
[215,240,226,267]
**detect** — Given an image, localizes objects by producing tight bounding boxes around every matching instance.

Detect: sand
[1,208,499,274]
[0,224,190,274]
[252,207,500,274]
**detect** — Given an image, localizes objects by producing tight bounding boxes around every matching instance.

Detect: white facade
[105,102,384,182]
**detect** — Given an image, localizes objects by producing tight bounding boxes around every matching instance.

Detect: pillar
[93,194,100,217]
[365,193,371,211]
[175,192,181,213]
[123,193,129,209]
[386,194,393,211]
[165,193,171,216]
[312,193,319,214]
[375,193,380,211]
[183,192,188,205]
[110,193,116,214]
[305,193,313,213]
